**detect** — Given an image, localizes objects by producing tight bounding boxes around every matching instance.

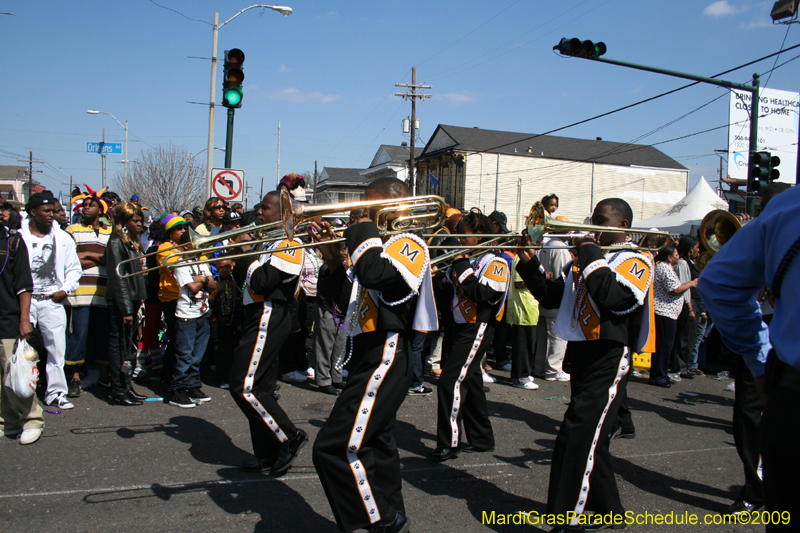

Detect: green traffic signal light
[749,151,773,192]
[222,48,245,108]
[770,155,781,180]
[224,87,242,106]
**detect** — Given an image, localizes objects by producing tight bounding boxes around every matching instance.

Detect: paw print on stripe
[350,445,357,452]
[359,479,365,485]
[364,495,371,501]
[368,391,375,397]
[374,374,382,380]
[384,359,391,365]
[356,426,363,433]
[388,342,396,348]
[362,408,369,414]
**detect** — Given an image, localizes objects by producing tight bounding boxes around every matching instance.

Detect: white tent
[632,177,728,235]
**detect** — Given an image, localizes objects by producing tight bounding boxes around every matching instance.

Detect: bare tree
[111,143,206,215]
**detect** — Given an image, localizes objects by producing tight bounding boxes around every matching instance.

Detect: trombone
[115,220,284,278]
[425,202,671,255]
[160,189,448,269]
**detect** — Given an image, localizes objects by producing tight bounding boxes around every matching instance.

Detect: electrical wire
[147,0,211,26]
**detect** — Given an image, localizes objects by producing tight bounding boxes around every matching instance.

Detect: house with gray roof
[315,167,370,204]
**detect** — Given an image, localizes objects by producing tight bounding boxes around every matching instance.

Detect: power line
[481,42,800,154]
[147,0,211,26]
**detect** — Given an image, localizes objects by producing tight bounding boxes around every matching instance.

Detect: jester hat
[72,185,112,214]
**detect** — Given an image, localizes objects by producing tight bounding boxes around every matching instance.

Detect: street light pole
[205,4,292,199]
[87,110,128,186]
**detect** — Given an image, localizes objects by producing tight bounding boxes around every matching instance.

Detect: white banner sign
[728,87,798,183]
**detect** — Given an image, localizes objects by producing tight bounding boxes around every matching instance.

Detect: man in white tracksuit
[20,192,82,409]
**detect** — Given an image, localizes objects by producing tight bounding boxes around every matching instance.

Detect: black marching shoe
[679,372,695,380]
[111,391,143,406]
[429,447,460,462]
[723,499,764,516]
[461,443,495,453]
[369,511,409,533]
[271,429,308,476]
[127,387,147,401]
[318,384,340,396]
[611,426,636,440]
[239,456,276,473]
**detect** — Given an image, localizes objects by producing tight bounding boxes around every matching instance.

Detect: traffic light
[749,151,781,192]
[222,48,245,108]
[553,38,607,58]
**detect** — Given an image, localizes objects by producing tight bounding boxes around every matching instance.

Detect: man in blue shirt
[698,184,800,528]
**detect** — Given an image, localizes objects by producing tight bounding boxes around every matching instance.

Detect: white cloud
[279,65,291,72]
[703,0,739,16]
[740,17,773,29]
[439,92,478,105]
[267,87,341,104]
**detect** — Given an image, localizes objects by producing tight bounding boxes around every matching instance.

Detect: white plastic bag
[4,339,39,399]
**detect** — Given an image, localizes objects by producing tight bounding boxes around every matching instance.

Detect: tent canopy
[632,177,728,235]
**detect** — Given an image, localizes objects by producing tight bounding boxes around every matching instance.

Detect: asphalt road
[0,369,765,533]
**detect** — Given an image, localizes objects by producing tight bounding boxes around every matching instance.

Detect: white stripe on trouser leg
[449,323,488,448]
[570,348,629,526]
[347,332,399,524]
[241,302,287,443]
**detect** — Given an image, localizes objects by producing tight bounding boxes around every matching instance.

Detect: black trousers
[312,330,412,532]
[670,305,696,374]
[650,314,677,385]
[615,370,634,433]
[511,324,536,383]
[547,340,628,522]
[733,354,764,505]
[492,317,510,363]
[107,301,141,395]
[760,380,800,531]
[229,302,298,460]
[436,322,496,450]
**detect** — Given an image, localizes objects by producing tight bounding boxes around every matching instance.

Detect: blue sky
[1,0,798,202]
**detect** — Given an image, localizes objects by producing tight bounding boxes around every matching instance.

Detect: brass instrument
[115,220,283,278]
[697,209,745,271]
[161,190,448,268]
[280,188,446,239]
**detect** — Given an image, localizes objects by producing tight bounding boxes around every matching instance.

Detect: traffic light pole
[584,56,760,215]
[225,107,235,169]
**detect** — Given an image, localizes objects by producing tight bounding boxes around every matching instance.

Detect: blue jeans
[689,316,708,371]
[409,330,427,390]
[171,314,211,392]
[65,305,110,366]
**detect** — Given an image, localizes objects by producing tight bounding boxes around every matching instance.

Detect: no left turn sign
[211,168,245,202]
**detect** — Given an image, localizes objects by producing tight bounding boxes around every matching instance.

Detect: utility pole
[244,181,252,210]
[277,121,281,184]
[259,177,264,202]
[396,67,432,195]
[101,127,107,188]
[313,160,318,204]
[17,151,43,200]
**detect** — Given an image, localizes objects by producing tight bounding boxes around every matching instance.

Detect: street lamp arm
[87,110,126,130]
[219,4,291,29]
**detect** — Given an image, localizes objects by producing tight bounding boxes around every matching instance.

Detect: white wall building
[416,125,689,231]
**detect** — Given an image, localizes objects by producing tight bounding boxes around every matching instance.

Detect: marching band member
[230,191,308,476]
[311,177,438,533]
[516,198,654,533]
[430,212,510,461]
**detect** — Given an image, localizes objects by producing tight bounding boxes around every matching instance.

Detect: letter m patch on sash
[617,257,650,293]
[383,236,425,279]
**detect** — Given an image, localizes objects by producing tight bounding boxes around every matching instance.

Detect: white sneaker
[220,383,230,390]
[306,367,315,379]
[18,428,42,445]
[1,428,22,438]
[282,371,307,383]
[500,362,512,371]
[482,373,496,383]
[513,380,539,390]
[47,396,74,410]
[546,371,571,382]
